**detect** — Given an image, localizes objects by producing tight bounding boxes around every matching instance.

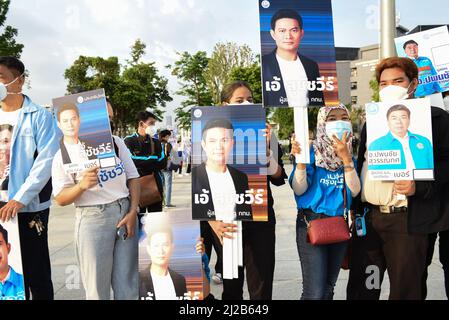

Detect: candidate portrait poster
[52,89,116,177]
[0,218,25,300]
[259,0,339,108]
[138,210,203,301]
[366,98,434,181]
[395,26,449,97]
[191,105,268,221]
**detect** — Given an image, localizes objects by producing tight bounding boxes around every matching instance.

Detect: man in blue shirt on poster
[369,104,433,171]
[403,40,442,97]
[0,223,25,300]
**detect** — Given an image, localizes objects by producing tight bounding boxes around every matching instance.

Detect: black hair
[220,81,253,104]
[0,56,25,78]
[0,224,8,244]
[387,104,411,119]
[202,118,234,141]
[271,9,303,31]
[403,40,418,50]
[136,110,156,124]
[159,129,171,138]
[57,103,80,121]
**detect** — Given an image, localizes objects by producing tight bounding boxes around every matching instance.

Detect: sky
[3,0,449,123]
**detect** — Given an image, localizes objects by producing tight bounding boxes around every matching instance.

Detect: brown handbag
[305,175,351,246]
[138,173,162,207]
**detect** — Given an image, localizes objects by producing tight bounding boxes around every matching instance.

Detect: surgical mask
[239,100,252,105]
[325,120,352,141]
[145,125,156,137]
[0,74,24,101]
[379,84,411,102]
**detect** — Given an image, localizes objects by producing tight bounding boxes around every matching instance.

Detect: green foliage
[0,0,23,58]
[369,77,380,102]
[169,51,213,130]
[64,40,172,136]
[203,42,256,105]
[229,57,262,104]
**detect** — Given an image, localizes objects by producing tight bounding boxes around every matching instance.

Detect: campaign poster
[191,105,268,222]
[52,89,116,177]
[366,98,434,181]
[395,26,449,97]
[0,218,25,300]
[138,210,203,301]
[259,0,339,108]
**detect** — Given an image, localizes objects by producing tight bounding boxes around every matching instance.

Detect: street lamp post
[380,0,397,59]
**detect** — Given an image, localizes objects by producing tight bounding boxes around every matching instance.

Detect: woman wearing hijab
[289,104,361,300]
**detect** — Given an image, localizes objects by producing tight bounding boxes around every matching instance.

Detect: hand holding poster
[191,105,268,221]
[366,98,434,181]
[52,89,116,179]
[259,0,339,107]
[139,210,203,301]
[395,26,449,97]
[0,218,25,300]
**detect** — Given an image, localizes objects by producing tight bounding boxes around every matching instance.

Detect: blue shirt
[413,56,442,97]
[0,267,25,300]
[368,131,433,170]
[289,147,354,217]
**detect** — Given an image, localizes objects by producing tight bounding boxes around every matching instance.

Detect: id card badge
[355,216,367,237]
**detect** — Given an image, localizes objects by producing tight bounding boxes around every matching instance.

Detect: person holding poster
[289,104,360,300]
[0,224,24,299]
[205,81,287,300]
[140,223,187,300]
[52,99,141,300]
[347,57,449,300]
[124,111,167,214]
[262,9,325,107]
[0,56,58,300]
[403,40,442,97]
[368,104,434,171]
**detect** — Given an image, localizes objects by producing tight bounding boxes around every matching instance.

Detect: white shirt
[392,133,416,170]
[150,270,177,300]
[206,166,236,221]
[276,54,309,107]
[51,136,139,206]
[0,108,20,202]
[0,108,21,127]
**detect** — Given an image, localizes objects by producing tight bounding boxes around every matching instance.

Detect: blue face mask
[325,120,352,141]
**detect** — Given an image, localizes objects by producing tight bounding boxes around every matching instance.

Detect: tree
[169,51,213,129]
[229,56,262,104]
[369,77,380,102]
[203,42,256,105]
[0,0,23,57]
[64,40,172,136]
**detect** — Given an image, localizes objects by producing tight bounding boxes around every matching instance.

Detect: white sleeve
[114,136,140,180]
[292,168,308,196]
[51,151,75,197]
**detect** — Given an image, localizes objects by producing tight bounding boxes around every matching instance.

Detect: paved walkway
[48,164,447,300]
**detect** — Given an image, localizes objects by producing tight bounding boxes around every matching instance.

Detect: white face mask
[379,84,411,103]
[145,125,156,137]
[0,74,23,101]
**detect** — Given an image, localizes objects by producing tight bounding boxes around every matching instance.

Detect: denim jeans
[296,210,348,300]
[75,197,138,300]
[162,170,173,206]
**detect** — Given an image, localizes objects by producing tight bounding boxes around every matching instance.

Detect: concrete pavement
[48,164,447,300]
